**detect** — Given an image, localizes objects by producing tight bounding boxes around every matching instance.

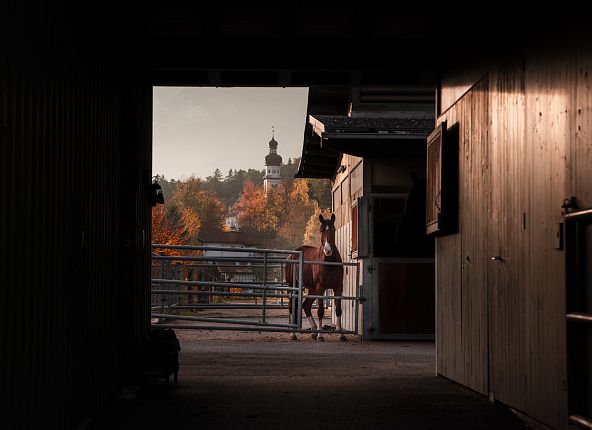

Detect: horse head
[319,213,337,257]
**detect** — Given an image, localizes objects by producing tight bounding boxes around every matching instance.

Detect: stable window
[426,120,458,236]
[333,185,341,210]
[351,197,368,259]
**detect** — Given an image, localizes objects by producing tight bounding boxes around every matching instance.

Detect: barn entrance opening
[150,86,357,338]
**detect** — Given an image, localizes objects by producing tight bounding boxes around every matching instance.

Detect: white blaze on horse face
[322,225,334,256]
[323,235,333,257]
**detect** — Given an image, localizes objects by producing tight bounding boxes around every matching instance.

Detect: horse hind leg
[316,298,325,342]
[287,297,298,341]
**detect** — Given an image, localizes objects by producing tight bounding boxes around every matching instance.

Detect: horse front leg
[316,297,325,342]
[335,298,347,342]
[302,297,317,339]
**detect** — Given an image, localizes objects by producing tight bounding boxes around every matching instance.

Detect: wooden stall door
[487,65,530,412]
[378,261,435,335]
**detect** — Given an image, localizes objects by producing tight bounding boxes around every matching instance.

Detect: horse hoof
[339,335,348,342]
[317,336,325,342]
[311,332,318,340]
[290,334,298,341]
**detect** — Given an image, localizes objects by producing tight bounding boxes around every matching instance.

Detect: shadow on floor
[89,338,529,430]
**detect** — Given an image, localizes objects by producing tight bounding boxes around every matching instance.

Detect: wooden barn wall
[333,154,363,332]
[436,78,490,395]
[1,63,152,428]
[437,40,592,429]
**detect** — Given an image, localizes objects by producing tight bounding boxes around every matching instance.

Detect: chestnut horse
[286,213,346,341]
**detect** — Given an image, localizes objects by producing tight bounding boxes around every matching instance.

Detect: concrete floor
[89,330,529,430]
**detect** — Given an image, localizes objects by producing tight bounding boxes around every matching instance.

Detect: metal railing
[564,207,592,428]
[151,244,360,336]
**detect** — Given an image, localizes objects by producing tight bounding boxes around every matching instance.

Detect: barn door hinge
[561,196,579,214]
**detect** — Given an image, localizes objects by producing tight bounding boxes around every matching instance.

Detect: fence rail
[150,243,360,336]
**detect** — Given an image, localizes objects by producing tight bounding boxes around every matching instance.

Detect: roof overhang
[295,122,341,179]
[320,132,427,158]
[296,113,433,178]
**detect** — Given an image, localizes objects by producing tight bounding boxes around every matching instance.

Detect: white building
[196,230,275,283]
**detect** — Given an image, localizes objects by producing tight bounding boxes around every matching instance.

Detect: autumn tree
[151,204,187,251]
[171,176,226,238]
[275,179,316,249]
[306,177,332,210]
[236,180,277,236]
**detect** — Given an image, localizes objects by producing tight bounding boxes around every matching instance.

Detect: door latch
[367,265,375,273]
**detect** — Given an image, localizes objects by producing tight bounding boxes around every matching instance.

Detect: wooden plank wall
[333,155,363,332]
[436,78,489,395]
[437,42,592,429]
[488,60,530,413]
[1,66,152,428]
[524,47,571,429]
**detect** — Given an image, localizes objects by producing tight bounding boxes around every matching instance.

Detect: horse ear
[330,213,336,223]
[319,214,325,224]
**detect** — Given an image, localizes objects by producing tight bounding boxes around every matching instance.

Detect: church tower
[264,127,282,194]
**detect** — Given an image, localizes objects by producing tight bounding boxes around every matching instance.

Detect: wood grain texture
[435,43,592,429]
[436,78,489,394]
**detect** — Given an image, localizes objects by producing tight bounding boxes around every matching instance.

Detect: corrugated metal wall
[1,63,152,429]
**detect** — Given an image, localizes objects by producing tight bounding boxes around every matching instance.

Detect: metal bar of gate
[150,245,359,334]
[151,289,290,299]
[262,252,268,323]
[153,324,356,334]
[297,251,303,330]
[355,259,360,335]
[169,304,287,310]
[152,313,298,328]
[291,256,297,324]
[159,252,165,317]
[564,207,592,428]
[570,415,592,430]
[151,279,297,292]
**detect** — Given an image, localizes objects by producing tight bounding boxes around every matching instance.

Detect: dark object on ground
[141,328,180,386]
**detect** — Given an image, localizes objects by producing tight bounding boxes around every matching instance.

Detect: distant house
[224,194,241,231]
[196,230,277,283]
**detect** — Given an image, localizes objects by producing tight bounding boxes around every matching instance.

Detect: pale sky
[153,87,309,180]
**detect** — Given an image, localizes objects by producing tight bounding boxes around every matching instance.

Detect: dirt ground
[90,306,530,430]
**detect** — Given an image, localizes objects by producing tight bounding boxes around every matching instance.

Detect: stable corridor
[90,333,528,430]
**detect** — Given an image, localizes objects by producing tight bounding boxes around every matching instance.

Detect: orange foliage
[236,180,277,235]
[151,205,187,253]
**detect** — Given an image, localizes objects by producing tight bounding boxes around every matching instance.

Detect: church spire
[264,127,282,194]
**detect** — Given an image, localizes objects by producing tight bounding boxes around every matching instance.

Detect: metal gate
[151,244,360,336]
[564,208,592,429]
